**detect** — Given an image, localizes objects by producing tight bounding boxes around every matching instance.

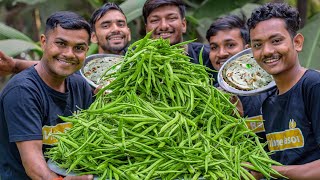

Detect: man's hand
[0,51,15,76]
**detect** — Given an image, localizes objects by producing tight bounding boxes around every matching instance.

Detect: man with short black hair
[143,0,213,71]
[0,2,131,76]
[0,11,94,180]
[206,14,269,141]
[247,3,320,179]
[90,2,131,55]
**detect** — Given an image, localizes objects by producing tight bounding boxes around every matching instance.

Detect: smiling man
[90,2,131,55]
[247,3,320,179]
[206,15,249,71]
[0,3,131,77]
[142,0,212,70]
[206,14,270,142]
[0,11,94,180]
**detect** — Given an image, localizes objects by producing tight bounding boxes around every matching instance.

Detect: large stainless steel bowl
[80,54,123,88]
[217,48,276,96]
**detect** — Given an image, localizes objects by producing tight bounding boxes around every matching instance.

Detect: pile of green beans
[46,32,285,180]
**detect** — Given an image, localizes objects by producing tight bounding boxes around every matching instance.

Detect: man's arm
[16,140,93,180]
[272,159,320,180]
[250,159,320,180]
[16,140,58,179]
[0,51,38,76]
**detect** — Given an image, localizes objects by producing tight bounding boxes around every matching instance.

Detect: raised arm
[0,51,38,76]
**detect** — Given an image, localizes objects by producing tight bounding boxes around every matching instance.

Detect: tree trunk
[297,0,307,28]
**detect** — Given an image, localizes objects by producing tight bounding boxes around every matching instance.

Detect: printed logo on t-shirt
[266,119,304,152]
[245,115,265,133]
[42,122,73,145]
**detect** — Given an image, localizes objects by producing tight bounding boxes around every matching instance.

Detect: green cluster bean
[46,31,285,180]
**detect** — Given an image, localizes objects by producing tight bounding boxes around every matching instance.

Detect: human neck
[35,61,66,93]
[273,64,306,95]
[99,48,123,55]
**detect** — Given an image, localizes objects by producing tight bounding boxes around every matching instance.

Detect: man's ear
[182,18,187,33]
[128,28,131,42]
[91,32,98,43]
[293,33,304,52]
[40,34,46,49]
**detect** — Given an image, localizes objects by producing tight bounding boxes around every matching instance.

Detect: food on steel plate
[223,53,273,91]
[82,56,122,87]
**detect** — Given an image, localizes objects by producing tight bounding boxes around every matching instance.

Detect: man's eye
[252,43,261,49]
[56,42,65,46]
[272,39,282,44]
[74,46,86,52]
[211,46,218,50]
[101,24,110,28]
[227,44,236,48]
[150,19,159,23]
[118,22,125,27]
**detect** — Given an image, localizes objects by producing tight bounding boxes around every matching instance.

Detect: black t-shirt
[0,66,94,179]
[187,42,217,80]
[239,91,275,144]
[262,70,320,165]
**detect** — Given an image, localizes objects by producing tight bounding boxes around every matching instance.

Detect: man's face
[91,10,131,54]
[145,5,186,45]
[250,18,303,76]
[209,28,246,70]
[40,25,89,78]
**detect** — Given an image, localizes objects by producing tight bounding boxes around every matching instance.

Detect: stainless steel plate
[47,159,100,179]
[80,54,123,88]
[217,48,276,96]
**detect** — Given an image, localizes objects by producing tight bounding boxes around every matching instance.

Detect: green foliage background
[0,0,320,89]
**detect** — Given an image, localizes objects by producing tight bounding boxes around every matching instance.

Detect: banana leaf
[298,13,320,70]
[13,0,47,5]
[0,39,42,57]
[0,23,33,42]
[120,0,146,23]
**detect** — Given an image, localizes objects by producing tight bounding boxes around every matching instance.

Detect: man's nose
[261,43,275,58]
[110,23,120,33]
[159,19,169,30]
[217,47,229,58]
[63,46,76,58]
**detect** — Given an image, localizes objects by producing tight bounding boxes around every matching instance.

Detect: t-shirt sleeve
[305,82,320,145]
[3,86,43,142]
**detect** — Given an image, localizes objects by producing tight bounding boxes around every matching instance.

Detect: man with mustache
[247,3,320,179]
[90,2,130,55]
[0,11,94,180]
[0,2,130,76]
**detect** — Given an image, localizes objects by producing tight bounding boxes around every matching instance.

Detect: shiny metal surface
[217,48,276,96]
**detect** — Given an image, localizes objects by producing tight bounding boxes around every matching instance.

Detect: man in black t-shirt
[206,14,271,142]
[247,3,320,179]
[0,2,131,77]
[142,0,214,75]
[0,11,94,180]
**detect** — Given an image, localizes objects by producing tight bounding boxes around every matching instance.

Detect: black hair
[45,11,91,41]
[247,3,301,38]
[206,14,249,44]
[90,2,125,31]
[143,0,186,23]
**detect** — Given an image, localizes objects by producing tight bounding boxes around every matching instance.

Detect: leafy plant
[0,23,42,57]
[298,13,320,70]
